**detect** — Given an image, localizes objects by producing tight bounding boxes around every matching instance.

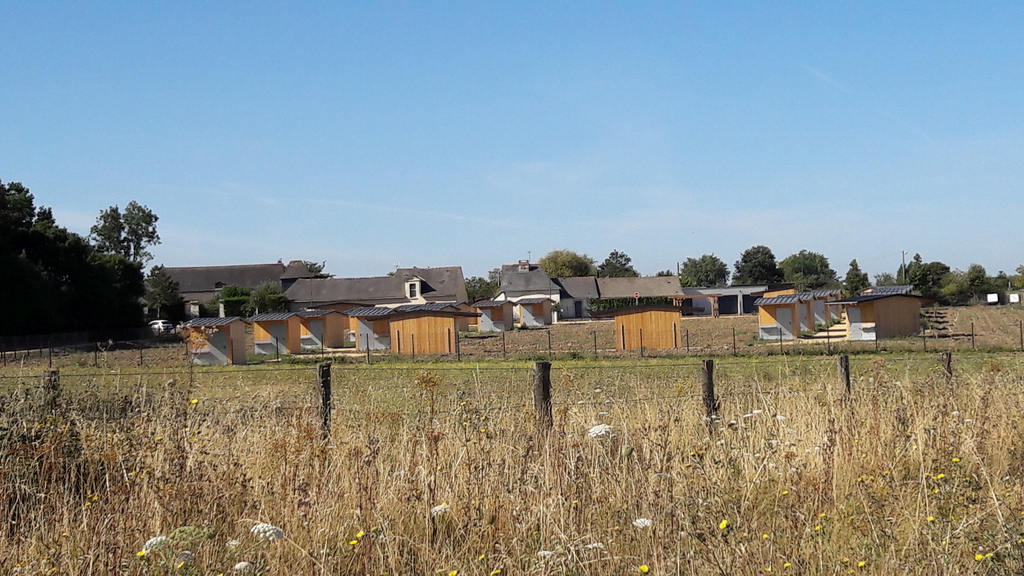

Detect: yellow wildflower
[639,566,650,574]
[719,520,729,530]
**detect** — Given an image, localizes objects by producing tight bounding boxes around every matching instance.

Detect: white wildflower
[142,536,170,552]
[537,550,555,559]
[234,561,255,573]
[583,542,605,550]
[225,539,241,549]
[632,517,653,529]
[431,503,450,517]
[250,522,284,541]
[588,424,613,438]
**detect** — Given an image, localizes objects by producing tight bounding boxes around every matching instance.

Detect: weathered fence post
[94,342,99,367]
[837,354,851,397]
[922,332,927,352]
[971,322,976,350]
[411,333,416,358]
[547,330,552,355]
[941,352,953,380]
[593,331,598,357]
[533,361,553,434]
[1019,320,1023,352]
[456,330,461,361]
[365,335,371,364]
[732,327,737,355]
[639,328,644,358]
[702,359,717,427]
[138,345,144,367]
[502,330,507,359]
[318,363,332,438]
[43,369,61,412]
[686,329,690,353]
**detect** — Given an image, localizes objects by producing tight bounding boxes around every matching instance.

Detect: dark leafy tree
[874,272,899,286]
[679,254,729,287]
[842,259,870,296]
[732,245,784,285]
[219,285,252,317]
[145,265,185,321]
[303,261,332,278]
[466,269,500,302]
[597,250,639,278]
[0,179,145,335]
[654,270,676,277]
[538,250,596,278]
[909,260,950,302]
[780,250,838,291]
[90,200,160,264]
[244,282,288,316]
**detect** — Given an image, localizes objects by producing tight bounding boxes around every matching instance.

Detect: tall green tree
[466,269,500,301]
[538,250,596,278]
[873,272,899,286]
[908,260,950,301]
[145,265,185,321]
[597,250,639,278]
[1,179,145,335]
[842,259,870,296]
[244,282,288,315]
[679,254,729,287]
[732,245,784,285]
[90,200,161,264]
[780,250,838,291]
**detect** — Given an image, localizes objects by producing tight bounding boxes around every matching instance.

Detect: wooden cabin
[343,307,394,351]
[250,312,303,356]
[473,300,515,332]
[593,305,701,351]
[183,316,249,365]
[754,294,808,340]
[828,294,923,341]
[297,309,348,349]
[514,297,553,327]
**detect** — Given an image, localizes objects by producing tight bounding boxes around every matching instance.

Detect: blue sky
[3,2,1022,280]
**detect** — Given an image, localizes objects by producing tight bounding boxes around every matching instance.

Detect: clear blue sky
[3,2,1022,280]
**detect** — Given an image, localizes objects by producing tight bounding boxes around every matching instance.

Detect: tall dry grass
[3,355,1024,574]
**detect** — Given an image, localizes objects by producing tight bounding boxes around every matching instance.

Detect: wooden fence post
[732,327,737,355]
[318,363,332,438]
[502,330,507,359]
[701,359,717,427]
[593,331,598,357]
[533,361,553,434]
[686,329,690,353]
[43,369,61,412]
[941,352,953,380]
[837,354,851,397]
[365,335,371,365]
[547,330,552,355]
[639,328,644,358]
[971,322,975,350]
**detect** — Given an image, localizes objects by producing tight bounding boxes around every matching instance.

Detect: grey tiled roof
[514,297,553,304]
[342,307,395,318]
[286,266,466,305]
[864,285,914,295]
[498,263,559,297]
[296,309,340,318]
[281,260,316,280]
[831,293,923,304]
[753,294,808,306]
[472,300,508,308]
[557,277,600,299]
[249,312,297,322]
[166,263,286,298]
[596,276,686,299]
[185,316,248,327]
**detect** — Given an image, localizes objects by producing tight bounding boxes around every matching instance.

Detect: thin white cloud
[803,65,850,94]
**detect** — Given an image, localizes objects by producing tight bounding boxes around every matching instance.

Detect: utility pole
[901,250,908,284]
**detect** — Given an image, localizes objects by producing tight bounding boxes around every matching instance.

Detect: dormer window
[407,280,419,299]
[518,260,530,273]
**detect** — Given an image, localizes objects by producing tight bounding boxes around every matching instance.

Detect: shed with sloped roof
[473,300,515,332]
[827,293,923,341]
[250,312,303,356]
[183,317,249,365]
[297,309,348,349]
[592,304,702,351]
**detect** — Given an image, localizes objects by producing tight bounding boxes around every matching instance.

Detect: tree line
[466,246,1020,306]
[0,179,160,336]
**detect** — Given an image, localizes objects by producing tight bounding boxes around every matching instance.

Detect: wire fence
[4,351,1021,431]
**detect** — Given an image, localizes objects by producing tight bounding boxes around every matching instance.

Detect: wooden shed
[827,294,923,341]
[183,316,249,365]
[593,305,702,351]
[754,293,809,341]
[514,297,554,327]
[473,299,515,332]
[297,309,348,349]
[343,307,395,351]
[250,312,303,356]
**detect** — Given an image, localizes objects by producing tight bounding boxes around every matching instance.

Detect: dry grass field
[5,345,1024,575]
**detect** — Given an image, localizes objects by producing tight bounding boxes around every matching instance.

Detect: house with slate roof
[166,260,315,317]
[556,277,600,320]
[494,261,560,325]
[285,266,467,311]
